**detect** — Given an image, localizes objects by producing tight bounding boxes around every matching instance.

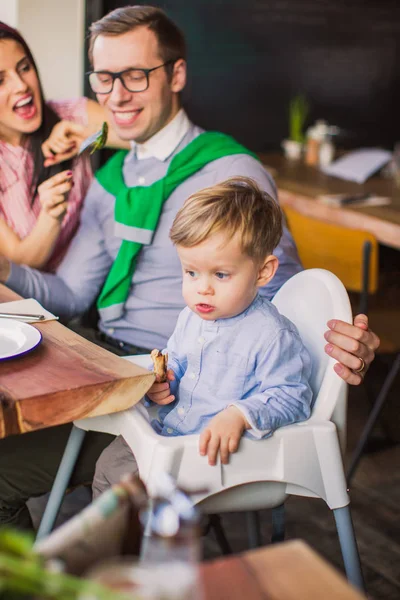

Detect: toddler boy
[93,177,312,495]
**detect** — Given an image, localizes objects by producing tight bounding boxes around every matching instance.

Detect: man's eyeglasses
[87,60,175,94]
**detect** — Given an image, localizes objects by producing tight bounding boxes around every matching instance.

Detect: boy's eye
[186,270,196,278]
[215,272,228,279]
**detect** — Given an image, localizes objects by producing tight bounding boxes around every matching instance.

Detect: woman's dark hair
[0,22,71,203]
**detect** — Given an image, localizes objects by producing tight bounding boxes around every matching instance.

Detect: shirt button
[138,176,145,185]
[178,407,185,415]
[198,336,205,344]
[167,428,173,434]
[189,372,196,380]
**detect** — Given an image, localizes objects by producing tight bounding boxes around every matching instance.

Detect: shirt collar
[130,109,190,162]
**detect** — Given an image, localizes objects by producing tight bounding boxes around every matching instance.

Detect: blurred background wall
[88,0,400,152]
[1,0,398,152]
[0,0,85,100]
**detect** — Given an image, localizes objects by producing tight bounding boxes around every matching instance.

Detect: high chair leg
[36,426,86,540]
[333,506,365,593]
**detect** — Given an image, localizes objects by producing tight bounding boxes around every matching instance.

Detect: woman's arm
[0,214,61,269]
[42,99,129,166]
[0,171,73,269]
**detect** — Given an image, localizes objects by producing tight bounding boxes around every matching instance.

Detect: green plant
[289,95,309,144]
[0,527,134,600]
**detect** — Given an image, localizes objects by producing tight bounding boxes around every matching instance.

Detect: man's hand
[324,314,380,385]
[0,256,11,283]
[146,369,175,405]
[42,121,86,167]
[199,406,249,466]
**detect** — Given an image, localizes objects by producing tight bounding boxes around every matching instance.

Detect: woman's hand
[324,314,380,385]
[38,170,74,221]
[42,121,86,167]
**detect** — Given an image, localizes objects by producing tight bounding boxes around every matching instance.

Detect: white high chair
[38,269,365,591]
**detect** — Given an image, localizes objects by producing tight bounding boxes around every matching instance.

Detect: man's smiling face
[92,26,186,143]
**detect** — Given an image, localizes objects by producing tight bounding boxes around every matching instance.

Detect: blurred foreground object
[84,474,202,600]
[35,474,147,576]
[0,526,132,599]
[140,473,202,600]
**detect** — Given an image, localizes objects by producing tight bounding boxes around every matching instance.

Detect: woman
[0,22,126,271]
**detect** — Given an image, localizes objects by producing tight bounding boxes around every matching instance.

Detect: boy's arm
[231,328,313,439]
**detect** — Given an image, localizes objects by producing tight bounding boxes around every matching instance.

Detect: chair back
[283,206,379,294]
[272,269,352,422]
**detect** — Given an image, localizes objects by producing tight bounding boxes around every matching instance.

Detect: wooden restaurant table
[0,284,154,439]
[259,153,400,250]
[201,540,366,600]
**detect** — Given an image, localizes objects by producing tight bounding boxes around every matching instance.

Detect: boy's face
[177,232,278,321]
[91,26,186,143]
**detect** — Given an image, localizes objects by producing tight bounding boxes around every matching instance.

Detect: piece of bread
[151,349,168,383]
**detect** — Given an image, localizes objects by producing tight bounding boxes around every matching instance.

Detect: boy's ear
[256,255,279,288]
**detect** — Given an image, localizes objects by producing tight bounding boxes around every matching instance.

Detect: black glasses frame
[87,60,175,94]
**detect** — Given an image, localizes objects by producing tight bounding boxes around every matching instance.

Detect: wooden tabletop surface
[260,153,400,250]
[201,540,366,600]
[0,285,154,439]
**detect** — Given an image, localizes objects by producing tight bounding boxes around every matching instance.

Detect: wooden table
[260,153,400,250]
[0,284,154,439]
[201,540,365,600]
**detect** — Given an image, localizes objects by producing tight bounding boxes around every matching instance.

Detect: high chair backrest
[283,206,379,295]
[272,269,352,421]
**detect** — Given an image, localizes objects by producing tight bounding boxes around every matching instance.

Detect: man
[0,6,379,528]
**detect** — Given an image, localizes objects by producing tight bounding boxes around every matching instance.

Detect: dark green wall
[87,0,400,152]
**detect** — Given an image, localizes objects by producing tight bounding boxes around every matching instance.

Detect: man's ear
[170,59,187,93]
[256,255,279,288]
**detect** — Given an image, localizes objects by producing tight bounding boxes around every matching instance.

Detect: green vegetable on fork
[78,122,109,156]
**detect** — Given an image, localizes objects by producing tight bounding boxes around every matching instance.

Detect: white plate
[0,318,42,361]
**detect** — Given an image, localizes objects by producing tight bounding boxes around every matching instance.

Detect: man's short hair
[88,5,186,67]
[170,177,283,262]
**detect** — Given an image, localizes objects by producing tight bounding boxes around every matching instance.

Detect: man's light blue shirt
[154,295,313,439]
[6,115,302,350]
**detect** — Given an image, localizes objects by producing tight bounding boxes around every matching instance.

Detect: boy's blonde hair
[170,177,283,262]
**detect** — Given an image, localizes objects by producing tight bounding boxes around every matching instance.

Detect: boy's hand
[147,369,175,405]
[199,406,250,466]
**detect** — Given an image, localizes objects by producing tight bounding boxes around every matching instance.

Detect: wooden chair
[283,206,379,315]
[283,206,400,481]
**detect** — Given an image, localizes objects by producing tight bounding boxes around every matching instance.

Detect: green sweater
[95,131,257,321]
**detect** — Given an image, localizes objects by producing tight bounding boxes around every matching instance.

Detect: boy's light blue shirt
[153,294,313,439]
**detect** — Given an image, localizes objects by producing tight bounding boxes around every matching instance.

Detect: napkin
[0,298,58,322]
